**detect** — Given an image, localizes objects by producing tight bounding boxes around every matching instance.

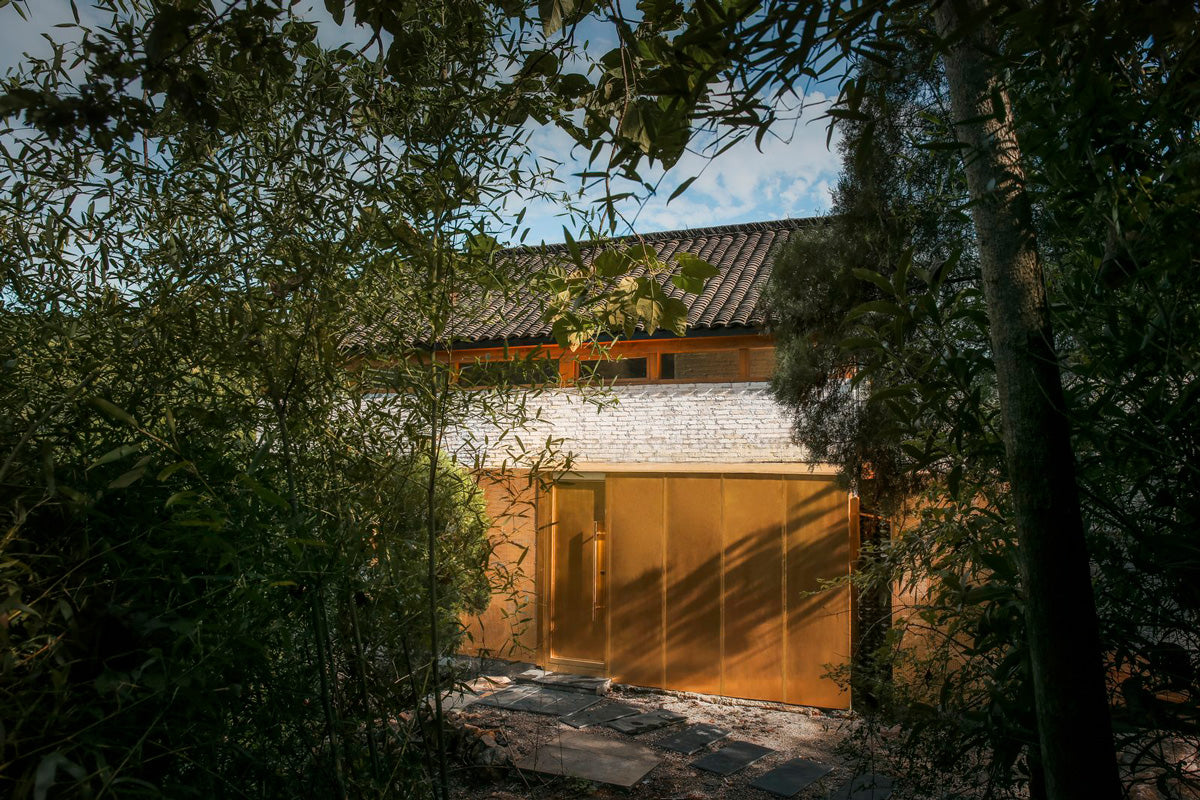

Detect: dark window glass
[659,349,740,381]
[579,357,647,381]
[459,357,559,388]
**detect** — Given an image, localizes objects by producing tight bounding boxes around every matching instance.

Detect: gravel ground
[444,660,868,799]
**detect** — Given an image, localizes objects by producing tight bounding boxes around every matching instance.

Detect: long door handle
[591,521,599,621]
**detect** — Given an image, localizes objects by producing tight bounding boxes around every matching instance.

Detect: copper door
[549,481,606,665]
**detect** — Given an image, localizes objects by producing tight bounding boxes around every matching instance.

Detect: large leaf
[539,0,576,35]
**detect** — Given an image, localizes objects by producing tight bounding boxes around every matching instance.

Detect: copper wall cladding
[461,474,538,659]
[785,478,852,708]
[664,476,723,695]
[469,471,853,709]
[607,475,666,689]
[606,473,852,709]
[721,476,787,701]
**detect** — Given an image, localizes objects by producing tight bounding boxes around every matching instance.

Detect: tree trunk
[932,1,1121,797]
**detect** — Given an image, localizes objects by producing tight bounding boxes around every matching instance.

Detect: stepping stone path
[749,757,832,797]
[692,740,774,776]
[467,668,897,797]
[559,701,642,729]
[605,709,688,735]
[828,773,894,799]
[514,728,659,788]
[655,723,730,755]
[469,684,600,716]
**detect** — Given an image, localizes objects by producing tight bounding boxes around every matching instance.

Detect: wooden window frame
[436,334,776,388]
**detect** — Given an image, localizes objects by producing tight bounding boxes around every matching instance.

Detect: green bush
[0,330,495,797]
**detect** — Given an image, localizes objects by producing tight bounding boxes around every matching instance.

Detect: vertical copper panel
[785,477,851,708]
[461,473,538,659]
[549,482,606,663]
[664,476,723,694]
[722,476,786,701]
[607,475,665,688]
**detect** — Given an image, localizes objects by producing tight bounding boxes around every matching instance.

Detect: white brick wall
[444,381,810,467]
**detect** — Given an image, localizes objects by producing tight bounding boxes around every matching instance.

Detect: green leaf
[466,233,499,255]
[964,583,1013,604]
[851,268,895,295]
[89,397,137,427]
[619,103,652,153]
[89,444,138,470]
[868,383,918,403]
[892,249,912,296]
[156,461,192,481]
[989,85,1007,121]
[539,0,576,35]
[108,466,146,489]
[675,252,719,281]
[562,226,584,269]
[667,175,698,204]
[947,464,963,499]
[624,243,660,266]
[556,72,592,98]
[847,299,906,321]
[522,49,559,78]
[593,248,629,277]
[237,474,290,510]
[324,0,345,25]
[165,490,198,508]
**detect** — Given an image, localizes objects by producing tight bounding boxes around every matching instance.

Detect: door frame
[537,477,610,676]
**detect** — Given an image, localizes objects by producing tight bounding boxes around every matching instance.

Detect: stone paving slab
[605,709,688,735]
[749,757,832,797]
[692,740,774,776]
[466,684,537,708]
[828,773,893,799]
[654,723,731,755]
[466,675,512,692]
[514,729,660,788]
[534,672,612,695]
[514,669,612,695]
[439,688,484,712]
[469,685,600,716]
[560,701,642,729]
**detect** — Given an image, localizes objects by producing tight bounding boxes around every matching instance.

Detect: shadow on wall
[461,473,538,661]
[608,475,852,708]
[465,473,854,709]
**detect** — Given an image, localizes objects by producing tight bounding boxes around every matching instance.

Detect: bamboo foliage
[0,3,707,798]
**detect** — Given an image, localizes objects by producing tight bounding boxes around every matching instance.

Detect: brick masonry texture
[443,381,809,466]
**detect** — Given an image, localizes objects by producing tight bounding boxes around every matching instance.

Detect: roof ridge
[499,216,821,254]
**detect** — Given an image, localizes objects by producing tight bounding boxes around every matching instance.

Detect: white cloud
[511,94,843,244]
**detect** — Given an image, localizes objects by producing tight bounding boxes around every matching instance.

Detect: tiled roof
[354,217,818,349]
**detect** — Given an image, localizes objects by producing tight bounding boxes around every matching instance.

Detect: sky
[0,0,842,245]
